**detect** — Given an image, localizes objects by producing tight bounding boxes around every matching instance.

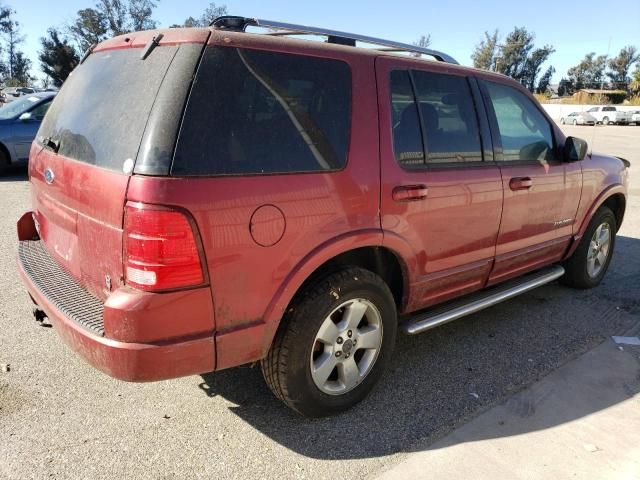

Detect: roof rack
[210,16,459,65]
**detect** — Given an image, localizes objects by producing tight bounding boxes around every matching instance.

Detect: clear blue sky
[7,0,640,85]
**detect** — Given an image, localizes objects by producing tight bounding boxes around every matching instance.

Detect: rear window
[37,46,178,171]
[172,47,352,176]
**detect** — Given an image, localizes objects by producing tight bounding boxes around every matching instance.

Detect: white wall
[541,104,638,120]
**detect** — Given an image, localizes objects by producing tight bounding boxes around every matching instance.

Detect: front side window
[412,71,482,164]
[173,47,352,176]
[30,100,52,120]
[484,81,555,162]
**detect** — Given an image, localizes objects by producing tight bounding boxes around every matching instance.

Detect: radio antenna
[589,37,612,157]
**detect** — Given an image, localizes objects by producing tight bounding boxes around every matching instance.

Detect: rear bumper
[17,216,215,381]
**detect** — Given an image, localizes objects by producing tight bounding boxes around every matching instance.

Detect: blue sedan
[0,92,56,174]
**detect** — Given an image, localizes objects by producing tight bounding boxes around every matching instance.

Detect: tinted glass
[173,47,351,176]
[31,100,52,120]
[484,81,554,162]
[413,71,482,163]
[390,70,424,166]
[38,46,178,171]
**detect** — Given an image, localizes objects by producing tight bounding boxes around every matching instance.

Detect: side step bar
[402,265,565,335]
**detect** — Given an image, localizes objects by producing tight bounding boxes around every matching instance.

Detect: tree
[473,27,554,92]
[521,45,555,91]
[412,34,432,58]
[39,28,80,87]
[128,0,158,31]
[471,30,498,70]
[567,53,608,90]
[630,66,640,95]
[606,46,639,88]
[180,2,227,28]
[68,0,158,53]
[12,51,31,85]
[0,7,26,80]
[69,8,108,53]
[557,77,574,97]
[536,65,555,94]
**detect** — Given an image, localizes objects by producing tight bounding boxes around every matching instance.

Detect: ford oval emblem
[44,168,55,185]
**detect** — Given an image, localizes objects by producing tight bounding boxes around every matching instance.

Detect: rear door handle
[392,184,428,202]
[509,177,533,191]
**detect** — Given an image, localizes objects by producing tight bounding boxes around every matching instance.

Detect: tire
[261,267,397,417]
[602,116,609,125]
[573,119,578,125]
[561,206,616,289]
[0,148,8,176]
[560,118,565,125]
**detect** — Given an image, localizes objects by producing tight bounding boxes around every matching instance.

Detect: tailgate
[28,30,209,300]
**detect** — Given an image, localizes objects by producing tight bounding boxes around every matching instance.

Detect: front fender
[565,184,626,259]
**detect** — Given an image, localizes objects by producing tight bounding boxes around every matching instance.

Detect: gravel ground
[0,125,639,480]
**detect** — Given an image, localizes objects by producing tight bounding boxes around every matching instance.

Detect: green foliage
[607,46,639,86]
[471,27,554,93]
[180,2,227,28]
[39,28,80,87]
[536,65,555,94]
[471,30,498,70]
[567,52,607,90]
[68,0,158,53]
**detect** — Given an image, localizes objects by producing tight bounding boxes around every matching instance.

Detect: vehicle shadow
[198,235,640,460]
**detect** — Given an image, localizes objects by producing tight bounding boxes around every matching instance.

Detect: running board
[402,265,565,335]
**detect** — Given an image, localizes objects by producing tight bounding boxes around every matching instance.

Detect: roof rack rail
[210,16,459,65]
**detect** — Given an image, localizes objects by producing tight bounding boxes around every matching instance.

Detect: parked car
[1,86,37,104]
[17,18,629,417]
[0,92,55,173]
[560,111,597,125]
[631,111,640,125]
[586,106,632,125]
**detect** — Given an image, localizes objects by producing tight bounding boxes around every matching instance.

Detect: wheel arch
[0,141,12,165]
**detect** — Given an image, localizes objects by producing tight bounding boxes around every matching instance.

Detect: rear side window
[390,70,424,166]
[173,47,351,176]
[484,81,554,162]
[390,69,482,166]
[38,46,178,171]
[412,71,482,163]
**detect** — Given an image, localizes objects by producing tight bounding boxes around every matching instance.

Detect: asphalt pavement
[1,124,639,479]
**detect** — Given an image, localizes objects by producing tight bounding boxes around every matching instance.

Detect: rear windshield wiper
[41,136,60,153]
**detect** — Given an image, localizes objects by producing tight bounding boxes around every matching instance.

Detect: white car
[631,111,640,125]
[560,112,597,125]
[586,106,631,125]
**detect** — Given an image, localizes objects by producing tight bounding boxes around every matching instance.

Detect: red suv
[17,17,628,417]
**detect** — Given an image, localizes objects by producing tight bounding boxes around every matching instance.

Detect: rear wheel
[561,207,616,289]
[261,267,397,417]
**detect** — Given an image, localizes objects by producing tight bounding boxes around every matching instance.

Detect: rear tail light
[124,202,205,291]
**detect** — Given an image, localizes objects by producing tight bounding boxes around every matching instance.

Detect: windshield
[0,95,42,120]
[38,45,178,171]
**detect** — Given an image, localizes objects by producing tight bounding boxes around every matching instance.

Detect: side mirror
[18,112,33,122]
[563,136,588,161]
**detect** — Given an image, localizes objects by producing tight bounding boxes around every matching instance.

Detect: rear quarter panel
[126,42,381,337]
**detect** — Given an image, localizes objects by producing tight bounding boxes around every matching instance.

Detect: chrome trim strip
[403,265,565,335]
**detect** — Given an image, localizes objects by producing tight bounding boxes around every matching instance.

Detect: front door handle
[509,177,533,191]
[392,184,428,202]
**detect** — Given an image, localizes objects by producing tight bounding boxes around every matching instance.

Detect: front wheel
[261,267,397,417]
[561,207,616,289]
[602,116,610,125]
[560,118,565,124]
[573,119,578,125]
